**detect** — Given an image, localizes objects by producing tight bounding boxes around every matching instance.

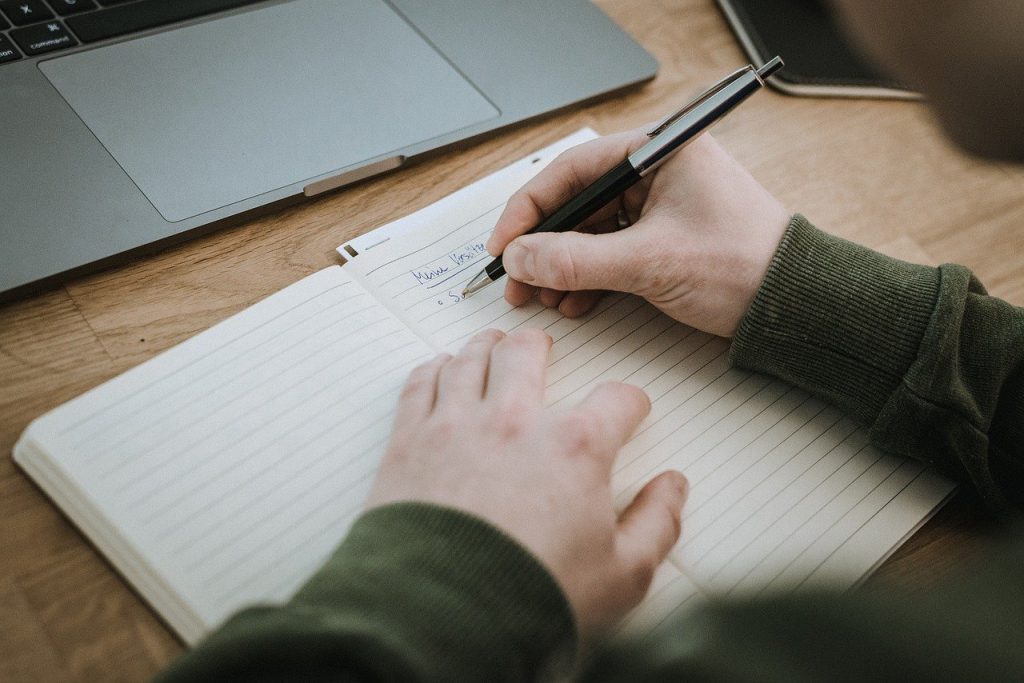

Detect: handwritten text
[409,242,487,287]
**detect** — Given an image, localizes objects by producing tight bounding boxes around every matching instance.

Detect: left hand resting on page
[367,328,688,642]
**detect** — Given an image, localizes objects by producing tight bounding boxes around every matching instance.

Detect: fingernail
[473,328,504,342]
[505,240,534,282]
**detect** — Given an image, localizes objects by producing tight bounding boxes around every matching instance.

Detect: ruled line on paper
[151,408,395,543]
[675,405,835,544]
[684,419,860,573]
[368,210,497,280]
[110,318,411,501]
[65,280,359,437]
[122,342,423,540]
[682,433,902,594]
[682,420,863,569]
[746,450,898,595]
[140,345,421,532]
[793,465,930,591]
[91,305,385,471]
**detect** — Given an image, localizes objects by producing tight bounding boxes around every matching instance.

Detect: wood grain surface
[2,1,1021,679]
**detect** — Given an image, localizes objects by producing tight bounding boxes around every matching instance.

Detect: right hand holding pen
[486,129,791,337]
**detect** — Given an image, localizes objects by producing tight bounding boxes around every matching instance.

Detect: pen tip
[462,269,492,297]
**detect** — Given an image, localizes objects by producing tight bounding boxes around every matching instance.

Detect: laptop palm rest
[39,0,499,223]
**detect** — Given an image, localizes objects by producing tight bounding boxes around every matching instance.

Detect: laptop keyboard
[0,0,265,63]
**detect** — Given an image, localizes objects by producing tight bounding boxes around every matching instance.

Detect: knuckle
[399,374,429,400]
[632,240,671,294]
[549,150,581,186]
[400,361,439,398]
[444,355,477,378]
[546,240,580,291]
[559,411,601,454]
[490,401,531,439]
[505,189,531,216]
[427,412,459,442]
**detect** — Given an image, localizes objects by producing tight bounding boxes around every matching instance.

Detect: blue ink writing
[410,241,488,288]
[411,264,450,285]
[447,242,487,267]
[434,290,464,307]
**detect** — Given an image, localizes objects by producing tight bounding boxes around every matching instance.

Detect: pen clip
[646,64,756,138]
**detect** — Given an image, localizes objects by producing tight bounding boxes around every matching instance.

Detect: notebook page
[620,563,703,636]
[343,158,955,599]
[16,266,435,643]
[338,127,600,257]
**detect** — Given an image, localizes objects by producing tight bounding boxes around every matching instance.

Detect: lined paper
[20,266,434,641]
[344,146,956,600]
[620,563,702,636]
[338,128,599,256]
[14,131,954,648]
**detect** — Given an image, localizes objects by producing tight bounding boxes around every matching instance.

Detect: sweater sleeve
[730,215,1024,510]
[584,527,1024,682]
[156,502,576,682]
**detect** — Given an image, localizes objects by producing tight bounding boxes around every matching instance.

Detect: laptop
[0,0,656,300]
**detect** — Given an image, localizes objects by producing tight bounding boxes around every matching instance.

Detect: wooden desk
[2,1,1021,679]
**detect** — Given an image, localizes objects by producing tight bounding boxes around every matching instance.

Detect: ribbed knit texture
[731,214,940,426]
[732,215,1024,509]
[158,503,576,682]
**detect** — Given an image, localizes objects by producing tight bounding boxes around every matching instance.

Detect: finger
[616,471,688,595]
[436,329,505,408]
[503,227,645,295]
[504,278,538,307]
[564,382,651,467]
[487,129,652,255]
[538,287,565,309]
[501,220,618,311]
[392,354,450,434]
[485,328,552,406]
[558,290,603,318]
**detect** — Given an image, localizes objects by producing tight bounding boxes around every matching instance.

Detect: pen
[462,56,784,297]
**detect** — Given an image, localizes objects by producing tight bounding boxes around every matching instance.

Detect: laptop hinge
[303,155,405,197]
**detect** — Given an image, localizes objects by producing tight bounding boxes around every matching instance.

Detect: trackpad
[40,0,498,222]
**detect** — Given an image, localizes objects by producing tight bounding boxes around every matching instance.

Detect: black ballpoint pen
[461,56,784,297]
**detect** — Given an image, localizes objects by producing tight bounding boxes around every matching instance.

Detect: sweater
[158,216,1024,682]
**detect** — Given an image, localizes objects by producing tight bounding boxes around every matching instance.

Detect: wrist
[294,502,578,680]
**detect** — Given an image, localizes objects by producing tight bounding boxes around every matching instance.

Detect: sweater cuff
[730,215,941,425]
[292,502,577,681]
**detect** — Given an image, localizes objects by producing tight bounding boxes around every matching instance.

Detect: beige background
[2,0,1022,679]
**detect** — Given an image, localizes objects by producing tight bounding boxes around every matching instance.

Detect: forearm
[157,503,576,682]
[731,215,1024,510]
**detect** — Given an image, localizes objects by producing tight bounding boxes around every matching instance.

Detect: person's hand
[487,130,791,337]
[367,328,688,641]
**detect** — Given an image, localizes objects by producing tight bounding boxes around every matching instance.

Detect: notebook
[14,129,954,645]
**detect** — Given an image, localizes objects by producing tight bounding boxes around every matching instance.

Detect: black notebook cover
[716,0,917,99]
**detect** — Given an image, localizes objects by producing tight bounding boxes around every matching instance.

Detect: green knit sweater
[158,216,1024,682]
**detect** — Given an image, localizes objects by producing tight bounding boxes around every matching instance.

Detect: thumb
[616,471,688,596]
[503,229,645,294]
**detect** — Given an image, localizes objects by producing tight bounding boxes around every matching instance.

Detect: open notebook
[15,130,954,645]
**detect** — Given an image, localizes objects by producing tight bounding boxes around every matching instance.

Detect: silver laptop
[0,0,656,299]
